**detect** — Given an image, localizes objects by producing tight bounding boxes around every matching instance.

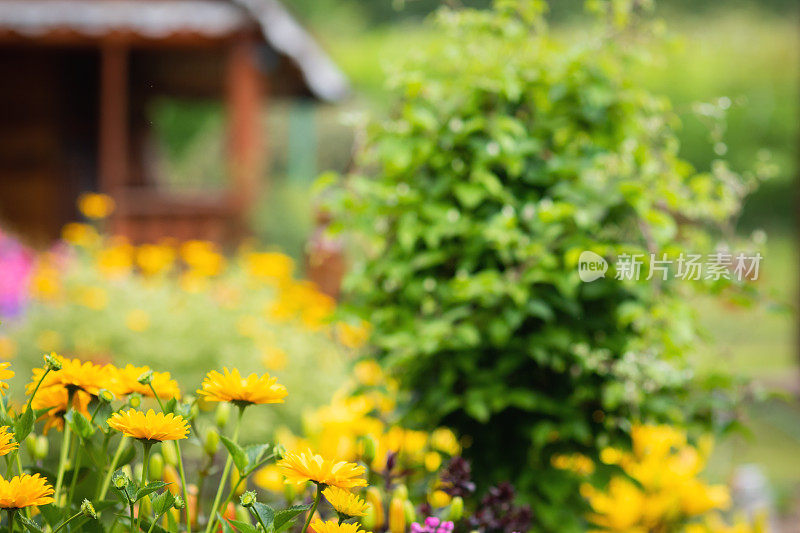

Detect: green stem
[52,511,83,533]
[98,435,129,500]
[300,484,323,533]
[149,384,191,533]
[136,442,153,533]
[7,509,16,533]
[25,368,51,413]
[53,417,72,505]
[67,438,83,506]
[203,405,245,533]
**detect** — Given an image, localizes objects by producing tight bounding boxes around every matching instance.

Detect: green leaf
[14,408,34,442]
[220,435,248,474]
[152,490,176,516]
[244,444,272,474]
[64,410,95,439]
[225,519,259,533]
[216,513,237,533]
[17,516,43,533]
[250,502,274,530]
[135,481,169,502]
[273,504,311,532]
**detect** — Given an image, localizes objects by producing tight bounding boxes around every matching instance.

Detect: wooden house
[0,0,348,245]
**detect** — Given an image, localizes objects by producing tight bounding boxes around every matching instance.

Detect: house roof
[0,0,349,101]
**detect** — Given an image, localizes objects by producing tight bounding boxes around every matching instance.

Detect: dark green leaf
[273,504,310,532]
[250,502,274,530]
[220,435,248,474]
[14,408,34,442]
[135,481,168,502]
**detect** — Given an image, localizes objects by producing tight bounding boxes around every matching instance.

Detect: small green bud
[112,470,129,489]
[128,393,142,409]
[235,505,251,524]
[360,435,377,463]
[404,500,417,524]
[204,428,220,456]
[133,463,143,482]
[34,435,49,460]
[81,499,97,519]
[392,484,408,501]
[44,352,62,371]
[361,504,377,530]
[162,441,178,466]
[137,370,154,385]
[272,443,286,461]
[149,453,164,480]
[98,389,116,403]
[25,434,36,456]
[446,496,464,522]
[215,402,231,428]
[174,496,185,510]
[240,491,257,508]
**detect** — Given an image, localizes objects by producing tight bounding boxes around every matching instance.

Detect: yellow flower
[77,286,108,310]
[0,427,18,457]
[430,427,460,456]
[323,486,368,517]
[180,241,225,277]
[136,244,175,276]
[424,451,442,472]
[77,192,115,219]
[28,355,109,396]
[112,365,181,400]
[62,222,100,247]
[0,363,13,395]
[108,409,189,442]
[353,360,382,387]
[336,322,371,349]
[0,474,54,509]
[245,252,294,284]
[31,387,92,434]
[428,490,451,509]
[277,450,367,489]
[311,519,370,533]
[0,337,16,360]
[96,239,133,279]
[197,368,287,406]
[255,464,289,493]
[125,309,150,332]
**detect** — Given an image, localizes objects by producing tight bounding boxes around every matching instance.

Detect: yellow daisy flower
[77,192,115,219]
[0,474,54,509]
[277,450,367,489]
[31,387,92,434]
[323,486,368,517]
[112,365,181,400]
[0,427,18,457]
[108,409,189,442]
[0,363,13,395]
[311,519,370,533]
[28,355,111,396]
[197,368,287,406]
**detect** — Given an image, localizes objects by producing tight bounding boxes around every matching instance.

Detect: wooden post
[226,39,263,227]
[98,44,129,196]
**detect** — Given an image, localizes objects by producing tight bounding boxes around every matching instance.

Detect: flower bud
[272,443,286,461]
[230,469,246,496]
[128,393,142,409]
[389,497,405,533]
[137,370,154,385]
[359,435,377,464]
[25,434,36,456]
[162,441,178,466]
[139,495,152,517]
[240,491,257,508]
[98,389,116,403]
[34,435,49,459]
[361,505,377,530]
[392,484,408,501]
[163,465,181,495]
[81,499,97,519]
[134,463,143,482]
[215,403,231,428]
[149,453,164,481]
[112,470,129,489]
[174,496,185,510]
[44,352,62,371]
[366,488,385,529]
[446,497,463,522]
[235,505,251,524]
[403,500,416,524]
[204,428,220,456]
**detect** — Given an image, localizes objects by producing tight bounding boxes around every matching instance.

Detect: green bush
[321,0,761,529]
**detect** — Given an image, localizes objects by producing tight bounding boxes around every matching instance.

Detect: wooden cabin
[0,0,348,245]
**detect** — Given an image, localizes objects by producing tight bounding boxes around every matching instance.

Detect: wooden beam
[98,43,129,196]
[225,39,263,224]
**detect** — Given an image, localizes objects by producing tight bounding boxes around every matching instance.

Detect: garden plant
[319,0,768,529]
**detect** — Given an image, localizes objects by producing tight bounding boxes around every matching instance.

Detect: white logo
[578,251,608,282]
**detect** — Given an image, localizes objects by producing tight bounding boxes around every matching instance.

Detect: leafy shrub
[321,0,759,528]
